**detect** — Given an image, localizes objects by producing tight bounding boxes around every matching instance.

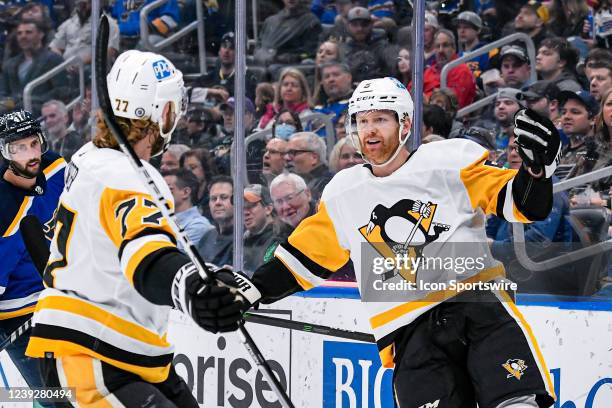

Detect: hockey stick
[20,213,375,348]
[94,16,294,408]
[244,313,375,343]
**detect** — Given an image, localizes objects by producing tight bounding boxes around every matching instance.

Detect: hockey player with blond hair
[25,50,242,407]
[198,77,560,407]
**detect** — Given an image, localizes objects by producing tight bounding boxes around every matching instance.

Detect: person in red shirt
[423,29,476,108]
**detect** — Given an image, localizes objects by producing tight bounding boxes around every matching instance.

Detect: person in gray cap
[558,90,600,166]
[493,88,522,150]
[517,80,562,122]
[454,11,491,76]
[342,6,390,83]
[500,45,532,89]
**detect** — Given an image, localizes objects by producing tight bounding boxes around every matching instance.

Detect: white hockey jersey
[271,139,532,367]
[26,142,177,383]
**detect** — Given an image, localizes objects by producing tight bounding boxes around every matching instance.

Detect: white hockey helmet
[346,77,414,167]
[107,50,186,156]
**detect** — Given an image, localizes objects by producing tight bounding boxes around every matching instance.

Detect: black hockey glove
[171,263,261,333]
[513,108,562,179]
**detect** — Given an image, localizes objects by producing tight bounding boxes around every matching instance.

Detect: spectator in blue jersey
[455,11,491,77]
[111,0,179,48]
[162,168,213,249]
[0,109,65,406]
[313,62,353,131]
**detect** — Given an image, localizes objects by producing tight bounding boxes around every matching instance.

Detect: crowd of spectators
[0,0,611,293]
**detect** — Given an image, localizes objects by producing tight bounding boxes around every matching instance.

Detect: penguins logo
[502,359,528,380]
[359,199,450,283]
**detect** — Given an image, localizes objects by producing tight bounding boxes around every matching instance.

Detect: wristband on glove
[171,262,199,314]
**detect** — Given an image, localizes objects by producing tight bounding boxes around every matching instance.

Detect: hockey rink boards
[0,291,610,407]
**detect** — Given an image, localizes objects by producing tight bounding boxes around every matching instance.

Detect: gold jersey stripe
[59,355,115,407]
[497,290,557,400]
[460,151,517,216]
[369,264,505,329]
[125,241,174,285]
[27,336,171,384]
[287,201,350,273]
[43,157,66,178]
[99,187,175,249]
[0,305,35,320]
[35,296,171,348]
[2,196,33,237]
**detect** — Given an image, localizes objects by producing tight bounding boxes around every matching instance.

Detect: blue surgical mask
[275,123,296,140]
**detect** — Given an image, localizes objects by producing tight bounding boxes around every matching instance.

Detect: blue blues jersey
[0,152,65,319]
[111,0,180,37]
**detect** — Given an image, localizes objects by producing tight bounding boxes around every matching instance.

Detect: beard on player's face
[12,157,41,178]
[356,110,401,165]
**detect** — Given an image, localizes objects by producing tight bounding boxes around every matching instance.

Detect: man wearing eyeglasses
[269,173,314,230]
[285,132,333,202]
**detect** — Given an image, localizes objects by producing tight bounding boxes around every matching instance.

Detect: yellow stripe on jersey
[287,201,350,273]
[125,241,174,285]
[99,187,175,248]
[27,337,171,384]
[497,290,556,400]
[379,344,394,369]
[35,296,171,348]
[0,305,36,320]
[59,355,115,407]
[2,196,33,237]
[43,157,66,178]
[460,151,529,221]
[370,264,505,329]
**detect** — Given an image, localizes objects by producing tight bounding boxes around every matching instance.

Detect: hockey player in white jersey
[195,77,560,407]
[25,50,244,407]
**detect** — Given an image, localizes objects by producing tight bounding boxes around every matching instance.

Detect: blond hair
[92,110,160,150]
[274,68,312,108]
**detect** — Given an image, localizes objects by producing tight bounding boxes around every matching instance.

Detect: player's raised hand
[513,108,561,179]
[172,263,261,333]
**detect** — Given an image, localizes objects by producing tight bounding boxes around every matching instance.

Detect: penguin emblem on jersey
[502,359,528,380]
[358,199,450,283]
